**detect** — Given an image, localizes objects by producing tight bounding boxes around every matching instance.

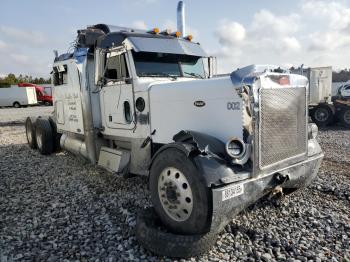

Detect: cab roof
[55,24,207,62]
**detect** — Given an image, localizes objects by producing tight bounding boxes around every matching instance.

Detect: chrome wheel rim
[315,108,329,122]
[36,131,42,149]
[158,167,193,222]
[26,124,32,143]
[344,110,350,124]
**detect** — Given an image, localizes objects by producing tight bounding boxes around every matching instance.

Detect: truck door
[101,51,135,130]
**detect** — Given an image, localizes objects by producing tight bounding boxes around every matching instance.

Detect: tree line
[0,74,51,88]
[0,69,350,87]
[332,69,350,83]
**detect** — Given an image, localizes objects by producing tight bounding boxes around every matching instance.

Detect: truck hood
[148,76,244,144]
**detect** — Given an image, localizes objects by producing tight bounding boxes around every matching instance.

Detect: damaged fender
[150,130,250,188]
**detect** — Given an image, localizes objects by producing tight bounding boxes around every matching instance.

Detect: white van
[0,86,38,108]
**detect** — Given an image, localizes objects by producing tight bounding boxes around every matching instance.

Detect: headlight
[308,123,318,139]
[226,138,246,159]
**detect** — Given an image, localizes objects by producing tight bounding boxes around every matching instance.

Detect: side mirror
[125,78,132,84]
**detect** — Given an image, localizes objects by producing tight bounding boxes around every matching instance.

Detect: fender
[150,130,250,187]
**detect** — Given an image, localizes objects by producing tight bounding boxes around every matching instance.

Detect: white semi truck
[25,2,323,255]
[293,66,350,127]
[0,86,37,108]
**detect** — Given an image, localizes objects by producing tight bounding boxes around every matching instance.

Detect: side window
[53,65,68,86]
[104,53,129,81]
[345,85,350,90]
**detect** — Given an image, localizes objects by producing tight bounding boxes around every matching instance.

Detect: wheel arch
[149,130,239,188]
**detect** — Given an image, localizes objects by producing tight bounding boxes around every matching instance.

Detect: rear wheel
[25,117,37,149]
[149,147,211,235]
[35,118,53,155]
[13,102,21,108]
[311,105,333,127]
[339,107,350,128]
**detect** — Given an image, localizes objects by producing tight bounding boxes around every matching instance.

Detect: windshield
[36,89,48,96]
[132,52,206,78]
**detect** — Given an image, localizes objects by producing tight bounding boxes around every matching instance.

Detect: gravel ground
[0,107,349,261]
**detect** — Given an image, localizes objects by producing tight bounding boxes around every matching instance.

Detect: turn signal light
[269,75,290,86]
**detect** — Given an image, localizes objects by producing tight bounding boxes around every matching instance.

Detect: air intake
[177,1,186,37]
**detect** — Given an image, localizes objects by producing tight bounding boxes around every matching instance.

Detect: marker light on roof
[148,28,160,34]
[171,31,181,38]
[184,35,193,41]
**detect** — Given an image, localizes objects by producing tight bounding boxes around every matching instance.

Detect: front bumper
[209,139,323,232]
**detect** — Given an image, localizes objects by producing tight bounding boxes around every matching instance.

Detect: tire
[35,118,53,155]
[13,102,21,108]
[149,147,211,235]
[48,117,61,152]
[311,105,333,127]
[25,117,37,149]
[339,107,350,128]
[136,207,218,258]
[44,101,52,106]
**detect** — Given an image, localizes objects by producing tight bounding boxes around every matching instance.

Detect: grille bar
[259,87,307,169]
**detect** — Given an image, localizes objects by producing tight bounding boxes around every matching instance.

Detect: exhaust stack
[177,1,185,36]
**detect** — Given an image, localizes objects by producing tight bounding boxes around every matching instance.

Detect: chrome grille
[259,87,307,169]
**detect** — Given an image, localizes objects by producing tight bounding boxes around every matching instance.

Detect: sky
[0,0,350,78]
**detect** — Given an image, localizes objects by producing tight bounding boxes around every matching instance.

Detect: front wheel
[149,147,211,235]
[13,102,21,108]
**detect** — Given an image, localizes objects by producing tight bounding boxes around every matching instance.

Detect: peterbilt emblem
[194,100,206,107]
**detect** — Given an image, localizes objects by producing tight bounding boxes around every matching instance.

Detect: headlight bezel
[225,137,246,159]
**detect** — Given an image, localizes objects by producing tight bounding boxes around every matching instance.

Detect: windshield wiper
[183,72,204,79]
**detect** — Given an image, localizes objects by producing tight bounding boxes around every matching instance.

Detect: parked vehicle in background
[18,83,53,106]
[293,66,350,127]
[0,86,37,108]
[336,81,350,99]
[44,86,53,97]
